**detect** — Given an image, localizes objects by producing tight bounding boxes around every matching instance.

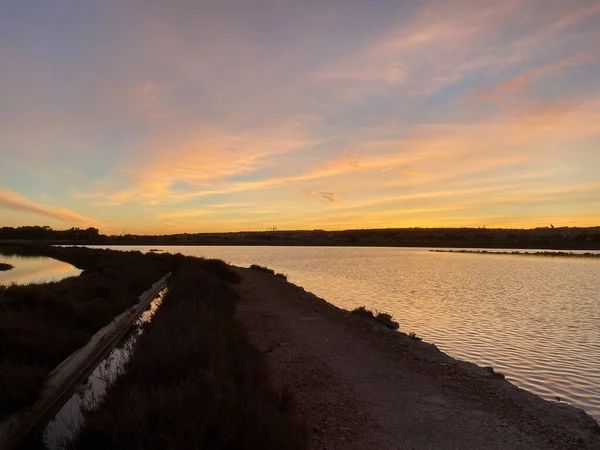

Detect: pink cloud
[475,53,596,102]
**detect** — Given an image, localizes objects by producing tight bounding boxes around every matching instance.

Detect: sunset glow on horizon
[2,0,600,234]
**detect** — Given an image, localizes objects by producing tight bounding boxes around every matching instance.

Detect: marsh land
[3,244,600,449]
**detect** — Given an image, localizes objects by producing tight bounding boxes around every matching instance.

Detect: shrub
[351,306,399,330]
[250,264,288,281]
[408,331,422,341]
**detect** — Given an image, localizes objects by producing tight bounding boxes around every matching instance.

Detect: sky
[1,0,600,234]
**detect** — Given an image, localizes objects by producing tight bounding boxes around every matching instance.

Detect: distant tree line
[0,226,101,241]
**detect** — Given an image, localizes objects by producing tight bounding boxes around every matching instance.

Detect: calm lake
[97,245,600,421]
[0,254,81,286]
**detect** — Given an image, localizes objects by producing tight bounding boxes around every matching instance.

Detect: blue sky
[1,0,600,233]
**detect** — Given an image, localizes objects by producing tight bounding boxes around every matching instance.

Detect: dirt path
[234,268,600,450]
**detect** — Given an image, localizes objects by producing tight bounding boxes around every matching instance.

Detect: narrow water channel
[40,288,168,449]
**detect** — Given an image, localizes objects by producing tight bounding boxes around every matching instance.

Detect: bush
[408,332,422,341]
[249,264,288,281]
[351,306,399,330]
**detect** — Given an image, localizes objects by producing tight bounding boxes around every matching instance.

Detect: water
[0,254,81,286]
[94,245,600,421]
[42,288,167,448]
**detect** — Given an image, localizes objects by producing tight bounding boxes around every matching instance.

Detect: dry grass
[65,262,306,449]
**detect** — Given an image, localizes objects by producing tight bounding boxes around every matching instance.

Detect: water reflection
[0,254,81,286]
[42,289,166,449]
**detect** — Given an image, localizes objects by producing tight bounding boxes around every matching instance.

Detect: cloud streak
[306,190,340,204]
[0,187,97,227]
[474,53,597,102]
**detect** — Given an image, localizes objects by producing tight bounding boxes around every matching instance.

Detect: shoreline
[234,267,600,449]
[70,241,600,251]
[431,249,600,258]
[3,237,600,251]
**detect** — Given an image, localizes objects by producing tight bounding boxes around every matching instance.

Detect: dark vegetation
[0,263,13,272]
[249,264,288,280]
[0,245,175,420]
[4,225,600,250]
[408,332,422,341]
[0,226,100,241]
[0,245,240,421]
[65,262,306,450]
[351,306,399,330]
[430,249,600,258]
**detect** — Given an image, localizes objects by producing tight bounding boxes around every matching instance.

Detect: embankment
[234,267,600,449]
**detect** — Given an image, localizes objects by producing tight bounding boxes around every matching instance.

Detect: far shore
[430,249,600,258]
[5,239,600,253]
[2,225,600,252]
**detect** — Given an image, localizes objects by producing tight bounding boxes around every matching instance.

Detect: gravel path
[235,268,600,450]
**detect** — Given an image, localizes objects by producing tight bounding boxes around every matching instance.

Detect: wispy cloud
[546,0,600,32]
[306,190,339,204]
[0,187,97,227]
[474,53,597,102]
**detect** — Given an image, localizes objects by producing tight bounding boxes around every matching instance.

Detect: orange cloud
[81,91,600,213]
[0,187,97,227]
[79,118,325,205]
[348,161,367,171]
[401,168,422,176]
